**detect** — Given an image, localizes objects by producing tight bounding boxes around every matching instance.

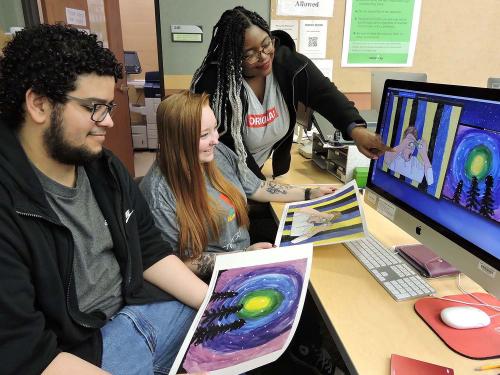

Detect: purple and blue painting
[180,259,307,373]
[442,125,500,223]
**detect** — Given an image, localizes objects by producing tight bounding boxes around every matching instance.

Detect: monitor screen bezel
[366,79,500,272]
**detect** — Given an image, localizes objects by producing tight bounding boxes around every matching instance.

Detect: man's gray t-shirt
[140,143,262,257]
[35,166,123,318]
[242,72,290,167]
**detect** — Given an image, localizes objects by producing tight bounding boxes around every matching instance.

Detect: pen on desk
[475,363,500,371]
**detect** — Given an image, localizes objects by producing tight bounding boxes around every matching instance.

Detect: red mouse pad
[414,293,500,359]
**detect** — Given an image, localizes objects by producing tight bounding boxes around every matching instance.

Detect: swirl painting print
[169,245,312,375]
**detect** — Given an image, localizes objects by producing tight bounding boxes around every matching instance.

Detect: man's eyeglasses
[242,37,275,65]
[66,95,117,122]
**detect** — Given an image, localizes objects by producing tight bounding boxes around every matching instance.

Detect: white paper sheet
[277,0,334,17]
[270,19,299,44]
[65,8,86,26]
[299,20,328,59]
[311,59,333,81]
[169,245,313,375]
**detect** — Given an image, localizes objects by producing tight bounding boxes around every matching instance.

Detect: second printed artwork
[275,180,368,247]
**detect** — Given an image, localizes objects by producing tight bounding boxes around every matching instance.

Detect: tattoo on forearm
[193,253,216,277]
[265,181,291,195]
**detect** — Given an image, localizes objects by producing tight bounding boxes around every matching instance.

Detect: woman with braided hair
[191,6,390,181]
[192,6,390,246]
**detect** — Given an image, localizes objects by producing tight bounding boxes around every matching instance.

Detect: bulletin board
[270,0,500,92]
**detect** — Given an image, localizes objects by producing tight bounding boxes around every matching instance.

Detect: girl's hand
[310,186,337,199]
[246,242,274,251]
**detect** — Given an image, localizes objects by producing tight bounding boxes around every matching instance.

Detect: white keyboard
[345,235,435,301]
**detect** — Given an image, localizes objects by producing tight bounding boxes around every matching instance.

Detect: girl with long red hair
[140,91,335,278]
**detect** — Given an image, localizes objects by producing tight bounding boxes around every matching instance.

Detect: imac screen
[370,82,500,266]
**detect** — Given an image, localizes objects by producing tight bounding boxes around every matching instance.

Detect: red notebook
[390,354,454,375]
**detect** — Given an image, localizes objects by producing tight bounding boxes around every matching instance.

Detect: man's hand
[42,353,111,375]
[246,242,274,251]
[351,127,392,159]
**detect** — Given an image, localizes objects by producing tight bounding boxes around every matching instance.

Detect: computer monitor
[365,80,500,298]
[124,51,142,75]
[487,77,500,89]
[360,71,427,127]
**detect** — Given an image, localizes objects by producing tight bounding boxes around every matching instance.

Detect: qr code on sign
[308,37,318,47]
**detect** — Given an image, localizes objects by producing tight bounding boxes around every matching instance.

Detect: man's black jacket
[0,121,175,374]
[193,30,364,179]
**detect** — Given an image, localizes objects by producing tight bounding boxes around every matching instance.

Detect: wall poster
[341,0,422,67]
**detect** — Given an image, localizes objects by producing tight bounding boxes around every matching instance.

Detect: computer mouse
[440,306,491,329]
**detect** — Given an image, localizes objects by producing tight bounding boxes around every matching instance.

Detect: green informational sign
[342,0,421,66]
[172,33,202,43]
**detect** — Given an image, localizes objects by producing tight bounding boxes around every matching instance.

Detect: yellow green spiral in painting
[237,289,284,319]
[465,145,492,180]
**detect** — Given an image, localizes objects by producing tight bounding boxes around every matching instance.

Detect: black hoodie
[0,121,175,374]
[192,30,365,179]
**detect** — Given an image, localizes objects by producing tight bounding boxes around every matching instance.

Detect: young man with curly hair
[0,24,207,375]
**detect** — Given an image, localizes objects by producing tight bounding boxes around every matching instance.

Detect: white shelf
[127,79,145,88]
[129,104,146,115]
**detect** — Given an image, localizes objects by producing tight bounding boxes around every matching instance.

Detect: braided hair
[191,6,270,167]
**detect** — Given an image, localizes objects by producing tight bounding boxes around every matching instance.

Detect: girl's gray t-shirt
[140,143,262,258]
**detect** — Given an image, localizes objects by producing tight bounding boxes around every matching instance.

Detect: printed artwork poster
[275,181,368,247]
[341,0,422,67]
[270,19,299,44]
[442,125,500,223]
[169,245,313,375]
[299,19,328,59]
[277,0,334,17]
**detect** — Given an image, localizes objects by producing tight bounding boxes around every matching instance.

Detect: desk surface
[263,146,489,375]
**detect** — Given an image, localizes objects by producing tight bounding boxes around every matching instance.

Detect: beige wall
[118,1,209,90]
[119,0,158,80]
[120,1,499,94]
[271,0,500,92]
[119,0,159,123]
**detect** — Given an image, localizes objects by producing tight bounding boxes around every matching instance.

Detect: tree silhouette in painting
[192,319,246,346]
[202,304,244,325]
[465,176,480,212]
[452,179,464,204]
[210,290,238,301]
[479,175,495,218]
